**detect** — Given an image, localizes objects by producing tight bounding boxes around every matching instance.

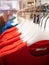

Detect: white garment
[17,17,49,46]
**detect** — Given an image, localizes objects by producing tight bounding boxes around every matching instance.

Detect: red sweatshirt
[0,27,49,65]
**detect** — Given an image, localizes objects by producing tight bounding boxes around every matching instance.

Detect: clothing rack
[17,3,49,29]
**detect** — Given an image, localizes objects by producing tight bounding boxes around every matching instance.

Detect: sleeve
[0,26,27,57]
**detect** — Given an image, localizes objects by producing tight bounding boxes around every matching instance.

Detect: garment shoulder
[0,27,18,42]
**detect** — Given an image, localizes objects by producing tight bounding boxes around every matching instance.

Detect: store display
[0,0,49,65]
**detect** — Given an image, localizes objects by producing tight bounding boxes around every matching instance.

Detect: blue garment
[2,20,18,33]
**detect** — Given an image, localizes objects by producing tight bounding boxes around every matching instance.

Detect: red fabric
[0,27,49,65]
